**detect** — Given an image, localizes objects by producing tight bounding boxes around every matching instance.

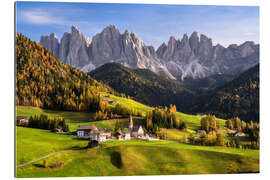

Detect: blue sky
[16,2,259,48]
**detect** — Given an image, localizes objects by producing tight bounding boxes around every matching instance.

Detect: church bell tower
[128,115,133,130]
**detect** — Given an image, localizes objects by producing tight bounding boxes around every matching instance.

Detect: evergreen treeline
[186,65,259,122]
[16,33,113,112]
[28,114,69,132]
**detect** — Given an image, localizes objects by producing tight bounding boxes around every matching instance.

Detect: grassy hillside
[90,62,195,109]
[185,65,259,122]
[183,74,235,96]
[17,88,226,132]
[16,93,225,131]
[16,127,86,165]
[16,106,143,131]
[16,127,259,177]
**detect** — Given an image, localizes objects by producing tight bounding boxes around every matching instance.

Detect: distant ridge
[184,64,259,122]
[89,62,195,109]
[40,25,259,81]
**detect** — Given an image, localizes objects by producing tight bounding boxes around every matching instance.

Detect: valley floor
[15,105,259,177]
[16,126,259,177]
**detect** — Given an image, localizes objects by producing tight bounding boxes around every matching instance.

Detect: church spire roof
[128,115,133,130]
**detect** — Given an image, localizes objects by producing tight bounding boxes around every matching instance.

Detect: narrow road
[16,150,68,168]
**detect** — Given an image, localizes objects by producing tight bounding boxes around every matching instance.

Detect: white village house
[77,125,111,142]
[77,125,94,138]
[90,130,112,142]
[115,130,131,141]
[77,115,158,142]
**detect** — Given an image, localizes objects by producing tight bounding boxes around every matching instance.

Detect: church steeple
[128,115,133,130]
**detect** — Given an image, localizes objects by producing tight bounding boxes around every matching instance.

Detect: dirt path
[16,150,68,168]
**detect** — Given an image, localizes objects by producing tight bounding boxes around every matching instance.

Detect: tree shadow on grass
[110,151,123,169]
[33,164,44,168]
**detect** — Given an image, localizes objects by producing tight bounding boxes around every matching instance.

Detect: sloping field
[101,93,226,130]
[16,127,259,178]
[16,106,144,131]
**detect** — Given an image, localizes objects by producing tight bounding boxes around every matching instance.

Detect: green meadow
[16,95,258,177]
[16,106,143,131]
[16,127,259,178]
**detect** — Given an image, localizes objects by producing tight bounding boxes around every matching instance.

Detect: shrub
[216,133,225,146]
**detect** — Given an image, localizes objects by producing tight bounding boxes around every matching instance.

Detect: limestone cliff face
[40,25,175,79]
[156,32,259,80]
[40,25,259,80]
[40,33,59,58]
[41,26,90,68]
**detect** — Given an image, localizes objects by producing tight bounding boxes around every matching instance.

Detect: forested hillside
[16,33,112,112]
[90,63,195,109]
[183,74,235,96]
[185,65,259,122]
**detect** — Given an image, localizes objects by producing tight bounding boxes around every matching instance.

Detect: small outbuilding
[234,131,246,137]
[16,116,29,126]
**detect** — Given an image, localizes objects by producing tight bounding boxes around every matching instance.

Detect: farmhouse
[97,129,112,142]
[77,125,98,138]
[115,130,131,141]
[77,125,112,142]
[16,116,29,126]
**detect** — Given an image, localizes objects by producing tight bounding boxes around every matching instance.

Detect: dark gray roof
[77,125,99,131]
[132,125,143,132]
[16,116,27,120]
[77,125,91,130]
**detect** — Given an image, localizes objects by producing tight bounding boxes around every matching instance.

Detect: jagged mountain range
[40,25,259,80]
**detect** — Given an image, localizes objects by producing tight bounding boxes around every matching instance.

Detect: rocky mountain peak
[156,42,168,60]
[199,34,212,46]
[71,25,79,33]
[228,44,238,49]
[182,34,189,42]
[190,31,198,39]
[41,25,90,67]
[39,25,259,81]
[198,34,213,60]
[49,33,58,39]
[102,24,121,36]
[189,31,199,56]
[40,33,60,58]
[238,41,256,58]
[167,36,177,54]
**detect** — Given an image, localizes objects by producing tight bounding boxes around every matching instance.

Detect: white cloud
[16,8,104,39]
[18,9,68,25]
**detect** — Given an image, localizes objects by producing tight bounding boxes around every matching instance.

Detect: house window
[78,131,84,137]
